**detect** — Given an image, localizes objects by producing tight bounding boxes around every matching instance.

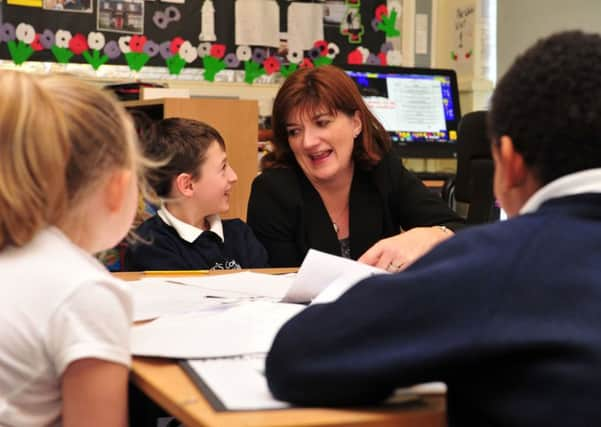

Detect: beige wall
[498,0,601,78]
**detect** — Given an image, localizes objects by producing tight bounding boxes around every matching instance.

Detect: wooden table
[118,270,447,427]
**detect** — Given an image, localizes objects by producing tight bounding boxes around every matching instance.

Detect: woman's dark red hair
[267,65,391,170]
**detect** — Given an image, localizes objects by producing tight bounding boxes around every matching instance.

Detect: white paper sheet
[128,278,231,321]
[130,255,378,321]
[283,249,387,303]
[235,0,280,47]
[131,301,304,358]
[415,13,429,55]
[323,1,347,24]
[287,2,324,51]
[163,271,294,300]
[311,270,379,305]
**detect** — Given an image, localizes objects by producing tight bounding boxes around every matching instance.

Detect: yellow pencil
[144,270,209,275]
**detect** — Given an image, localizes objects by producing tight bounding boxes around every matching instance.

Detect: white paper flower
[358,47,370,63]
[16,23,36,44]
[386,50,403,66]
[54,30,72,48]
[326,42,340,59]
[118,36,131,54]
[197,42,211,57]
[87,32,105,50]
[179,41,198,63]
[236,45,252,62]
[287,49,303,64]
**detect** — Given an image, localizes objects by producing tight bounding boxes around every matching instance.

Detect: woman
[247,65,464,270]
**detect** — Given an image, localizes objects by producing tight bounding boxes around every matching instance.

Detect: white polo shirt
[520,168,601,214]
[0,227,132,426]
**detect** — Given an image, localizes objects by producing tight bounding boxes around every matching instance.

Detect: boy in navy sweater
[125,118,268,271]
[267,31,601,426]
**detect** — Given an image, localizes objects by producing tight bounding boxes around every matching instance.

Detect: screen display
[345,66,461,158]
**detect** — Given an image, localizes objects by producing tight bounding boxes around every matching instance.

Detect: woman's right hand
[357,226,453,272]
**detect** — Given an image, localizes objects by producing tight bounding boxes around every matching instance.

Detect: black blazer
[247,152,465,267]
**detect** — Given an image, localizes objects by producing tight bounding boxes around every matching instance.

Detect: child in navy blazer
[125,118,268,271]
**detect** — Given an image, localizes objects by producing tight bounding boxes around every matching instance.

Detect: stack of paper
[129,272,295,321]
[129,250,387,322]
[129,250,397,411]
[131,301,304,358]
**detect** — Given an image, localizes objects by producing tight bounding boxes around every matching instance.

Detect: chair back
[454,111,499,224]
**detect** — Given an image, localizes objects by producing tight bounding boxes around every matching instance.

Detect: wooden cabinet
[123,98,259,221]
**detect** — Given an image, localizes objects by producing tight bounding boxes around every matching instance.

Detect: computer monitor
[344,65,461,158]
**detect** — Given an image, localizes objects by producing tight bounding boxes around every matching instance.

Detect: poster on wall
[433,0,477,78]
[97,0,145,33]
[235,0,280,47]
[323,0,346,25]
[447,3,475,75]
[287,2,324,51]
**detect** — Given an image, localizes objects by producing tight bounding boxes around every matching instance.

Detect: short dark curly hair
[489,31,601,185]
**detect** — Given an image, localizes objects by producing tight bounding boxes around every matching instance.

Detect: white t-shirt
[0,227,132,427]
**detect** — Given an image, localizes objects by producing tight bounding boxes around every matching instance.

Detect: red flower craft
[263,56,281,75]
[375,4,389,21]
[130,35,147,53]
[210,43,226,59]
[347,49,363,65]
[31,34,43,52]
[300,58,314,69]
[68,33,88,55]
[313,40,328,56]
[170,37,184,54]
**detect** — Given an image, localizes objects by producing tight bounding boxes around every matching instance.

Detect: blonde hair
[0,71,140,250]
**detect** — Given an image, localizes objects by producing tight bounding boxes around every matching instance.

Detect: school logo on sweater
[210,259,241,270]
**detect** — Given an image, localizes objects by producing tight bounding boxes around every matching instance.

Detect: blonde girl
[0,71,141,427]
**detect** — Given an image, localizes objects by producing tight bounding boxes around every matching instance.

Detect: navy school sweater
[266,194,601,427]
[124,215,269,271]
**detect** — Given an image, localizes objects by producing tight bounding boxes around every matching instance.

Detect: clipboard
[180,356,423,412]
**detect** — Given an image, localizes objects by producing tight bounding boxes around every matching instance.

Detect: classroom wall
[497,0,601,78]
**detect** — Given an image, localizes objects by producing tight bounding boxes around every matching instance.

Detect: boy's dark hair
[489,31,601,185]
[143,118,225,197]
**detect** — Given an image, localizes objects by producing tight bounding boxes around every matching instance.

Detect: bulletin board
[0,0,411,82]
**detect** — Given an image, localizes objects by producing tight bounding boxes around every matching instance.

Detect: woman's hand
[358,226,453,272]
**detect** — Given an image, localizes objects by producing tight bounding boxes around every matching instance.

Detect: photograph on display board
[44,0,93,12]
[97,0,144,33]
